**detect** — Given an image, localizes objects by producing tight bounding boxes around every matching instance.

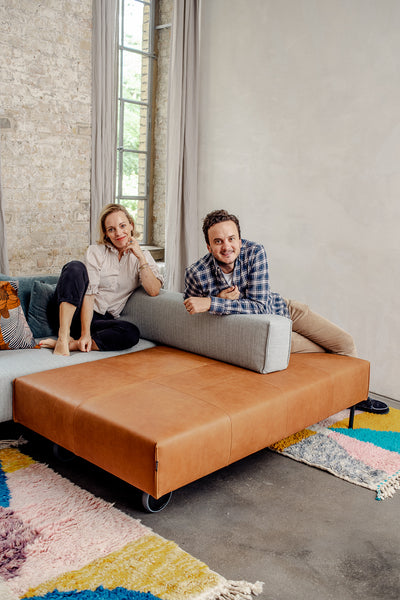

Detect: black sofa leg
[348,405,355,429]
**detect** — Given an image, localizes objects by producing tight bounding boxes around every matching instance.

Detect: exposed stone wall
[152,0,173,248]
[0,0,92,275]
[0,0,170,275]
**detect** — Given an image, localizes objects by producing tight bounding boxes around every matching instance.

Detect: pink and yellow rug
[0,445,263,600]
[270,406,400,500]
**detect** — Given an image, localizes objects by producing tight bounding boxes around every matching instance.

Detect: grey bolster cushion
[122,288,292,374]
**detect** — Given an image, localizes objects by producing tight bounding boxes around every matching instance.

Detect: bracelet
[139,263,149,271]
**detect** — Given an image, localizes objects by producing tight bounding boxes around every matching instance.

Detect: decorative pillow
[0,281,38,349]
[27,280,57,338]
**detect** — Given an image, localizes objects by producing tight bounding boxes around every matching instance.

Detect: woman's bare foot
[54,338,71,356]
[39,338,57,349]
[68,339,82,352]
[39,336,74,356]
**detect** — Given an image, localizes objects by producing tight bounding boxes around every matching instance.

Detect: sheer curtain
[91,0,119,242]
[165,0,202,292]
[0,141,9,275]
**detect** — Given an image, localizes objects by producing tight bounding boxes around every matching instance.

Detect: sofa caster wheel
[53,443,75,462]
[141,491,172,513]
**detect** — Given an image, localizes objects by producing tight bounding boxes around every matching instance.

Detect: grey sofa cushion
[0,338,156,423]
[122,288,292,374]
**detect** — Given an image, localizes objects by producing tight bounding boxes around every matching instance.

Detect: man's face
[206,220,242,273]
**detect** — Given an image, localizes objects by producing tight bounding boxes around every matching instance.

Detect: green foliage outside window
[117,0,153,239]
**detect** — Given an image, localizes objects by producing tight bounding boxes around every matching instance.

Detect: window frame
[116,0,156,243]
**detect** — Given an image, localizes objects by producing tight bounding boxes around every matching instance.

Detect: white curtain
[91,0,119,242]
[165,0,202,292]
[0,141,9,275]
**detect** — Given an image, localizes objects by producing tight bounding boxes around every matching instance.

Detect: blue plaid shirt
[184,239,290,316]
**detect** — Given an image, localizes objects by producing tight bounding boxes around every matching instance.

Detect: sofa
[1,273,370,511]
[0,272,292,424]
[0,274,157,423]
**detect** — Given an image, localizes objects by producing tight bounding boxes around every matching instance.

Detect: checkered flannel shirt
[184,239,290,316]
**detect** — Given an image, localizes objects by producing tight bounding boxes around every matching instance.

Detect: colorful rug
[270,406,400,501]
[0,444,263,600]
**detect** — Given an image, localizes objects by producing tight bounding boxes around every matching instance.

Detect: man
[184,209,388,414]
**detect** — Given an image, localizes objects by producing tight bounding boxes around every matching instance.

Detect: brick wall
[0,0,170,275]
[0,0,92,275]
[152,0,173,248]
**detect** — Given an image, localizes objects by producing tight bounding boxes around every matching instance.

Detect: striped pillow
[0,281,38,350]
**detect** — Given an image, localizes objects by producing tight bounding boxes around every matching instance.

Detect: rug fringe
[198,579,264,600]
[376,470,400,501]
[0,436,28,450]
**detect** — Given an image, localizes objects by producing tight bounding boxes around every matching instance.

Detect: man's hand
[217,285,240,300]
[184,296,211,315]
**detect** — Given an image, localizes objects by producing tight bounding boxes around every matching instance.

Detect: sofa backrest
[0,273,59,316]
[0,273,59,337]
[0,273,292,374]
[122,288,292,374]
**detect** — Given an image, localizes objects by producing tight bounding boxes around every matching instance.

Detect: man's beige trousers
[286,299,357,358]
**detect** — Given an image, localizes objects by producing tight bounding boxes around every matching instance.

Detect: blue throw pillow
[27,280,57,338]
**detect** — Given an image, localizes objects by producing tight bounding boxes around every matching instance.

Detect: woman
[40,204,163,356]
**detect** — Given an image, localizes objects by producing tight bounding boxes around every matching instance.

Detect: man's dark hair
[202,209,241,245]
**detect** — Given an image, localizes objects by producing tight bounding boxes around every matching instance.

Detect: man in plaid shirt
[183,209,387,414]
[184,231,289,317]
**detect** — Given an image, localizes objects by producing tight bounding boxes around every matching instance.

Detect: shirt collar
[104,242,119,256]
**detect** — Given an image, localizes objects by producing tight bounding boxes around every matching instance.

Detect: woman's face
[104,211,134,250]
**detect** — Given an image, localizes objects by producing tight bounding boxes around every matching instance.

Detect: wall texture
[0,0,170,273]
[0,0,92,274]
[198,0,400,399]
[152,0,173,248]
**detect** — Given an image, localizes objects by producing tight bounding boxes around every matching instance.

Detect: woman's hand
[117,236,144,262]
[124,237,146,260]
[77,333,92,353]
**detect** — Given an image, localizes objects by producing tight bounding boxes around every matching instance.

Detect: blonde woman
[40,204,163,356]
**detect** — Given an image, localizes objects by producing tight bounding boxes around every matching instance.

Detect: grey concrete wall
[197,0,400,399]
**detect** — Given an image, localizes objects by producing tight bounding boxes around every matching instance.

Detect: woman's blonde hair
[97,203,138,245]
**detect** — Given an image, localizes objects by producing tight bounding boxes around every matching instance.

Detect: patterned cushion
[0,281,38,350]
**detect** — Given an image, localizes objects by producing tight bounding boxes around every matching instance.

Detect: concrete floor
[2,407,400,600]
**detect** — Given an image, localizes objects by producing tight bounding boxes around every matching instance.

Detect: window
[117,0,156,242]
